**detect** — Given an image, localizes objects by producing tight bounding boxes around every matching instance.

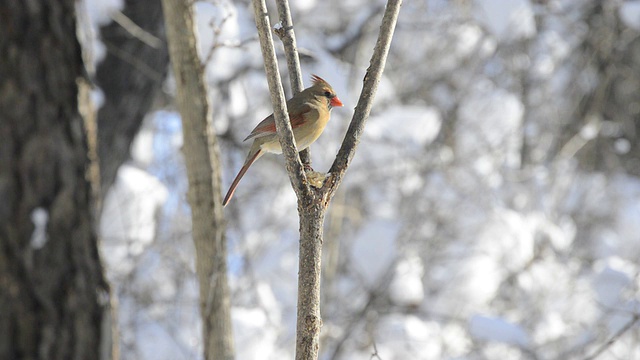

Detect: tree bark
[295,203,326,358]
[251,0,402,359]
[0,1,109,359]
[161,0,235,359]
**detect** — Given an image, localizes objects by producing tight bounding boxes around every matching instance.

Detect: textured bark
[161,0,234,359]
[96,0,169,197]
[295,204,326,359]
[251,0,402,359]
[0,1,108,359]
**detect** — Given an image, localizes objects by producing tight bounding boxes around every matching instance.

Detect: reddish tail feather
[222,149,263,206]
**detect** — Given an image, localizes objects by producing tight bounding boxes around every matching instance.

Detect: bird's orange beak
[330,96,343,107]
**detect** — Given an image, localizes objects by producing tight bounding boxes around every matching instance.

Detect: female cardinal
[222,75,343,206]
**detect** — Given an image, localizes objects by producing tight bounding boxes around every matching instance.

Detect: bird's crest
[311,74,329,86]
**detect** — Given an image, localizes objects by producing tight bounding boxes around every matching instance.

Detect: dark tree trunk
[96,0,169,197]
[0,1,108,359]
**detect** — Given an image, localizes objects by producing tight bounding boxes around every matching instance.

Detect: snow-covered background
[86,0,640,359]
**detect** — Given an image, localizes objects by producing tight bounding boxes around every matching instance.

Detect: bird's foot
[305,170,327,188]
[303,163,314,172]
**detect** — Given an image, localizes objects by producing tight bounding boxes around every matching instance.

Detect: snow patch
[389,255,424,306]
[29,207,48,249]
[475,0,536,41]
[85,0,123,26]
[100,165,169,276]
[350,220,399,286]
[367,105,441,147]
[233,307,281,360]
[469,315,530,347]
[376,314,442,359]
[592,257,634,307]
[620,1,640,30]
[81,0,125,62]
[457,87,524,170]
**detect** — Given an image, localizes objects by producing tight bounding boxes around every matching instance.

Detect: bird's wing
[243,104,312,141]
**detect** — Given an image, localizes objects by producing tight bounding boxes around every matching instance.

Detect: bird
[222,74,343,206]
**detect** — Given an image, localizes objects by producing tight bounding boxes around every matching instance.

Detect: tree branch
[274,0,312,166]
[324,0,403,204]
[584,313,640,360]
[161,0,234,358]
[110,10,163,48]
[250,2,401,360]
[274,0,304,94]
[252,0,309,200]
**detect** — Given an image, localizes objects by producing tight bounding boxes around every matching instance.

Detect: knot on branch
[274,25,294,40]
[305,314,322,332]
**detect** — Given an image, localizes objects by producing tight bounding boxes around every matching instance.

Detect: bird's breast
[258,107,330,154]
[294,108,330,149]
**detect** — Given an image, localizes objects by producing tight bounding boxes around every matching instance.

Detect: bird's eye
[324,91,332,97]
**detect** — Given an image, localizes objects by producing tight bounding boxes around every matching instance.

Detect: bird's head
[310,74,343,109]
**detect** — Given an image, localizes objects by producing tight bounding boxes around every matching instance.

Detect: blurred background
[87,0,640,358]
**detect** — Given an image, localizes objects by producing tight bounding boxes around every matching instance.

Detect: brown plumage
[222,75,343,206]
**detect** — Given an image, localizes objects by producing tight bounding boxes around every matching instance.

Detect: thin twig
[202,9,233,66]
[203,36,257,68]
[103,42,165,82]
[370,341,383,360]
[584,314,640,360]
[111,11,163,48]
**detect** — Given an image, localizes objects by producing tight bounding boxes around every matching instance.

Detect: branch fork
[250,0,402,358]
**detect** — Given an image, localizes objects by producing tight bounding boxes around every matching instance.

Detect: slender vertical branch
[161,1,234,359]
[324,0,403,203]
[274,0,312,166]
[252,0,309,200]
[275,0,304,94]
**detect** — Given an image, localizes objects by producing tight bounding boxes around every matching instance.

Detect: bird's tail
[222,148,263,206]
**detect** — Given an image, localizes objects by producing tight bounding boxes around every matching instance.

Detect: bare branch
[103,42,165,82]
[274,0,304,94]
[274,0,312,167]
[251,0,309,201]
[370,341,383,360]
[324,0,403,204]
[201,10,259,68]
[111,10,163,48]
